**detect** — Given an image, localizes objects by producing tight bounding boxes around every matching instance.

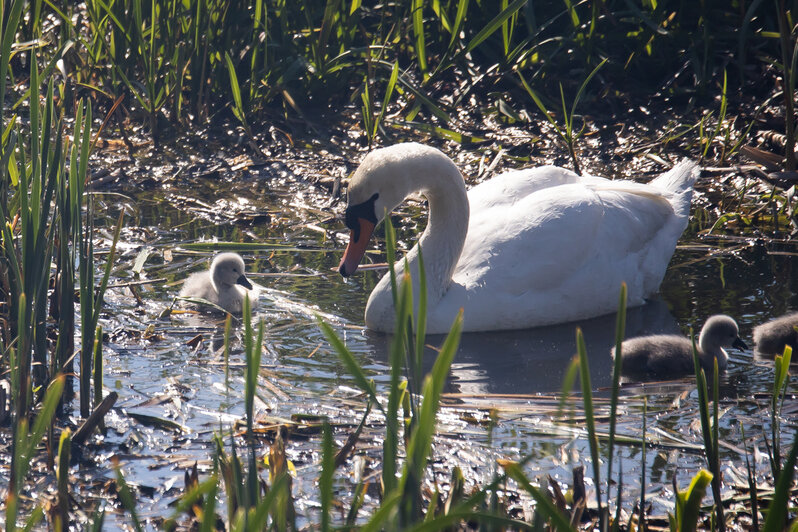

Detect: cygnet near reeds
[615,315,747,378]
[752,312,798,356]
[179,252,257,314]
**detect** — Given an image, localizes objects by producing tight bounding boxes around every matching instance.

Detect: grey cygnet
[615,315,747,378]
[179,252,257,314]
[752,312,798,356]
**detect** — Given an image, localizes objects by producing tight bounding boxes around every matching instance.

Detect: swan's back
[435,162,699,332]
[753,312,798,355]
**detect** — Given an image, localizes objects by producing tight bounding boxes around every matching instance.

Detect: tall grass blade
[93,325,103,409]
[576,327,603,519]
[320,423,334,532]
[607,283,626,492]
[692,334,724,530]
[501,460,573,531]
[114,465,144,532]
[762,430,798,531]
[318,320,384,417]
[412,0,428,78]
[464,0,526,55]
[7,375,65,530]
[1,0,25,129]
[413,245,427,396]
[400,309,463,523]
[770,345,791,477]
[56,428,71,528]
[672,469,713,532]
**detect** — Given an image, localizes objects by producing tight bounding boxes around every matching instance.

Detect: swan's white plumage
[343,143,698,334]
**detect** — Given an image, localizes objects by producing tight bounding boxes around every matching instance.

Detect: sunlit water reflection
[86,168,794,524]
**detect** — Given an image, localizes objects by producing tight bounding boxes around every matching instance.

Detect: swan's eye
[344,193,380,232]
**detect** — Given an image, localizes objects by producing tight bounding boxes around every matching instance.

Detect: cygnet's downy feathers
[179,252,257,314]
[752,312,798,356]
[616,314,747,378]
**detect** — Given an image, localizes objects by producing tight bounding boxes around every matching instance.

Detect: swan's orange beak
[338,218,376,277]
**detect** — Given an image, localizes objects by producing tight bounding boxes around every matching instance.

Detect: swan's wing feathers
[456,184,602,291]
[468,165,580,211]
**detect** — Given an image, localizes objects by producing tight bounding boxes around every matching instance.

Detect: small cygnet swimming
[615,314,747,378]
[179,252,258,314]
[752,312,798,356]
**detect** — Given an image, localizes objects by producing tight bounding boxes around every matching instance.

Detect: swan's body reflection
[362,299,680,395]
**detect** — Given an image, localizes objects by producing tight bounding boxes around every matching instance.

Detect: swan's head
[699,315,747,368]
[210,252,253,291]
[338,143,453,277]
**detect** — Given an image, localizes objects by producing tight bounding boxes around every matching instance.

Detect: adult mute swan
[616,315,746,378]
[338,143,698,334]
[180,252,258,314]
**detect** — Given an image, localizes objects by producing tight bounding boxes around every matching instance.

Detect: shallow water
[74,161,796,525]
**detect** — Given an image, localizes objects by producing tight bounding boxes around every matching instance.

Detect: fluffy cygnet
[753,312,798,356]
[616,315,747,378]
[179,252,257,314]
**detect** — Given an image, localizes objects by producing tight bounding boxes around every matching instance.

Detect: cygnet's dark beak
[237,275,253,290]
[733,337,748,350]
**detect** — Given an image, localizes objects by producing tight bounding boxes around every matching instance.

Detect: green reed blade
[464,0,526,55]
[576,327,602,517]
[502,460,573,531]
[673,469,713,532]
[607,282,627,490]
[385,270,413,496]
[317,319,385,417]
[93,325,103,408]
[359,491,402,532]
[448,0,469,50]
[385,212,399,306]
[413,245,427,395]
[224,314,232,390]
[373,61,399,140]
[162,474,218,531]
[320,423,334,532]
[763,430,798,532]
[56,428,71,528]
[0,0,24,129]
[247,473,290,529]
[640,396,647,532]
[197,478,218,532]
[412,0,427,77]
[114,465,144,532]
[21,507,44,532]
[400,309,463,523]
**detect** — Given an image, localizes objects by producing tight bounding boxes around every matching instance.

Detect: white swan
[180,252,258,314]
[338,143,699,334]
[616,315,747,378]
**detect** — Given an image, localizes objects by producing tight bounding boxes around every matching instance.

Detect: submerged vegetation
[3,0,798,529]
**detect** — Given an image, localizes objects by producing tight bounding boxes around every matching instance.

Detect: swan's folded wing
[454,183,604,292]
[467,165,581,211]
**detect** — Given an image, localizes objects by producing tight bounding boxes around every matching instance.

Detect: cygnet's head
[210,253,253,291]
[699,315,747,367]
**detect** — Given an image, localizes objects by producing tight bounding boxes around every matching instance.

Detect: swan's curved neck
[393,162,469,305]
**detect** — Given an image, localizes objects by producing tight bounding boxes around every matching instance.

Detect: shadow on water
[362,298,680,395]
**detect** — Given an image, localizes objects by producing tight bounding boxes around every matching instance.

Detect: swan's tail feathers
[651,160,699,220]
[650,159,700,192]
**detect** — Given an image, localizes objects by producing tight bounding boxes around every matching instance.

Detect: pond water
[82,154,795,526]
